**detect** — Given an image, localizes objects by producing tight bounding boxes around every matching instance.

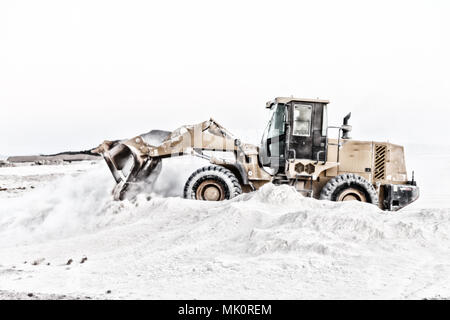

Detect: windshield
[268,104,285,138]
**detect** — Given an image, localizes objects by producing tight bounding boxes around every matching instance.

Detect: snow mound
[1,162,449,260]
[133,184,450,260]
[0,163,116,245]
[2,147,450,299]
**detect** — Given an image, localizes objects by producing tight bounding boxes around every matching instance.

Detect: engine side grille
[374,144,387,180]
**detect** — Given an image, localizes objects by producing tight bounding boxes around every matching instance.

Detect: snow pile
[128,183,450,261]
[1,160,450,299]
[0,163,115,245]
[0,157,210,245]
[1,160,449,255]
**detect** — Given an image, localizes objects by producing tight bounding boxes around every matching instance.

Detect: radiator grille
[374,144,387,180]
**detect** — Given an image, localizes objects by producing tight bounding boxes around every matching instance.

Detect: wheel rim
[196,180,225,201]
[337,188,367,202]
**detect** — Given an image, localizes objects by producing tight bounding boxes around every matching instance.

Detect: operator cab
[260,97,329,173]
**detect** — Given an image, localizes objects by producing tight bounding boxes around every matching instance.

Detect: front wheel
[183,165,242,201]
[319,173,379,206]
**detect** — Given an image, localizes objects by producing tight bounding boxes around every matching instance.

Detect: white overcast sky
[0,0,449,155]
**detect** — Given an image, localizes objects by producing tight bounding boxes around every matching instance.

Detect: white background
[1,0,449,155]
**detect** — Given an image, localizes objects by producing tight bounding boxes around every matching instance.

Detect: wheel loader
[93,97,419,211]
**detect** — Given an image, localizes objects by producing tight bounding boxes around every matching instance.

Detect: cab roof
[266,97,330,109]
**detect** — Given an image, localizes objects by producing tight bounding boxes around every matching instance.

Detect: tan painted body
[280,139,409,207]
[94,98,417,210]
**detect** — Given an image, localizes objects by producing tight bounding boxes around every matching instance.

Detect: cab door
[289,102,327,161]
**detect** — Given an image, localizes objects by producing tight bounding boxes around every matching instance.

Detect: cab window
[293,104,312,136]
[322,105,328,136]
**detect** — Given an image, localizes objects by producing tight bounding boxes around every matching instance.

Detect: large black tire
[319,173,379,205]
[183,165,242,201]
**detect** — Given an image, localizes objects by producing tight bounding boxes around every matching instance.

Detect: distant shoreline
[6,150,100,164]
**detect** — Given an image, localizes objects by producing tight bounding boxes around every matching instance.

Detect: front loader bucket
[94,120,245,200]
[93,130,170,200]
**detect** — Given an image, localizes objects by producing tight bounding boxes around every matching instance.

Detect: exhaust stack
[342,112,352,140]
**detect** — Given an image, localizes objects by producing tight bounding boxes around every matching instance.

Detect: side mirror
[342,112,352,139]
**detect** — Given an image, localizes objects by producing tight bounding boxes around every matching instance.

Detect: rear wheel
[320,173,379,205]
[184,165,242,201]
